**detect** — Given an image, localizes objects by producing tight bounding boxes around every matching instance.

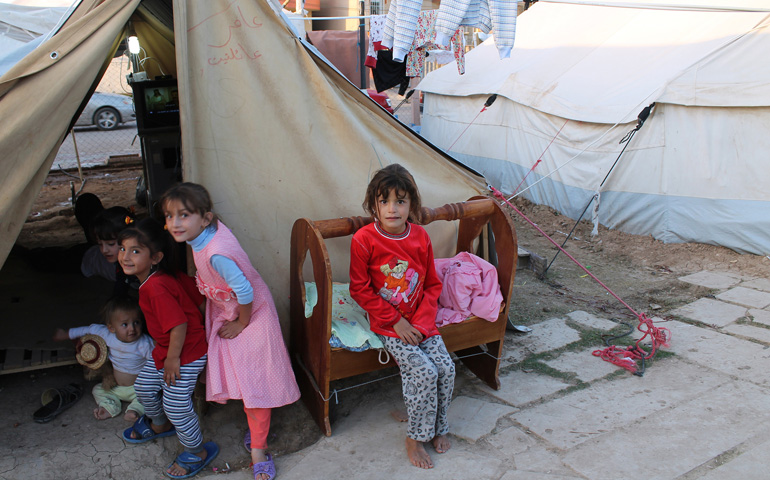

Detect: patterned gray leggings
[378,334,456,442]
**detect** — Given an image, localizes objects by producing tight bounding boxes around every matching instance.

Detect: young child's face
[163,199,213,243]
[376,189,410,235]
[108,309,143,343]
[118,237,161,282]
[96,238,120,263]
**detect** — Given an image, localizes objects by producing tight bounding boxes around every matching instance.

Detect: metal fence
[54,54,141,174]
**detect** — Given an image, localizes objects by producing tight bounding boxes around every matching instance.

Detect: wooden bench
[289,196,517,436]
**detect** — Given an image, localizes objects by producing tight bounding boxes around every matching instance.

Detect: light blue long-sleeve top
[188,225,253,305]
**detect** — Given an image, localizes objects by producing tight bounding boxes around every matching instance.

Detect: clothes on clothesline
[435,0,517,59]
[365,14,387,69]
[406,9,465,77]
[371,49,410,94]
[380,0,424,62]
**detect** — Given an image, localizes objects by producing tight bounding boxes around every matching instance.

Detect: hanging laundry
[365,14,388,69]
[371,49,410,94]
[405,10,465,77]
[435,0,517,59]
[380,0,425,62]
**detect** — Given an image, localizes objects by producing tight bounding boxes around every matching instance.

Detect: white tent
[0,0,486,324]
[418,0,770,255]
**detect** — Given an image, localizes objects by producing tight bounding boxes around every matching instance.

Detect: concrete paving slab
[670,297,747,327]
[480,370,572,407]
[678,271,741,289]
[741,277,770,292]
[565,311,620,331]
[510,357,726,450]
[449,395,518,443]
[543,348,620,383]
[507,445,583,478]
[699,437,770,480]
[716,286,770,309]
[664,320,770,386]
[506,317,582,357]
[749,308,770,326]
[277,396,505,479]
[501,471,585,480]
[723,323,770,344]
[562,380,770,480]
[487,424,537,454]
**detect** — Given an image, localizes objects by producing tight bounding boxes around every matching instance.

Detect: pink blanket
[434,252,503,327]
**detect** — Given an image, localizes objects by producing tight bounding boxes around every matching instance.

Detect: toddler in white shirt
[54,296,154,421]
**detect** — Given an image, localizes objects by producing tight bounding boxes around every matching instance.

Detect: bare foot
[405,437,433,469]
[390,409,408,422]
[129,420,172,440]
[123,409,140,422]
[93,407,111,420]
[251,448,271,480]
[167,448,207,477]
[432,434,451,454]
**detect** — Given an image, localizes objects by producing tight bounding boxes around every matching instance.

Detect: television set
[132,78,180,133]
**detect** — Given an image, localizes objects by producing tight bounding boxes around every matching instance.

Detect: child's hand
[393,317,423,346]
[217,320,246,339]
[164,357,181,386]
[53,328,69,342]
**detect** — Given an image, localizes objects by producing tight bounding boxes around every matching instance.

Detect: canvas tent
[418,0,770,255]
[0,0,486,322]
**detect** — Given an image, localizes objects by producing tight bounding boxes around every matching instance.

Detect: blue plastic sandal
[165,441,219,479]
[244,431,251,452]
[122,415,176,444]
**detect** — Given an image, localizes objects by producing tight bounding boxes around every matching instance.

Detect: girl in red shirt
[349,164,456,470]
[117,218,218,479]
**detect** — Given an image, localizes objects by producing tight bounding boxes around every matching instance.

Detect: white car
[75,92,135,131]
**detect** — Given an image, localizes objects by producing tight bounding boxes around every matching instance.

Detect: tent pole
[70,127,83,183]
[358,0,366,89]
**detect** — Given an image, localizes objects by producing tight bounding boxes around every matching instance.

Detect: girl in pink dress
[161,183,300,480]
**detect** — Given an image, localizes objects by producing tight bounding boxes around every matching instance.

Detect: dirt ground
[7,163,770,464]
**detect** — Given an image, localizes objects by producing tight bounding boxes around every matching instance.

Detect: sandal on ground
[244,431,251,453]
[32,383,83,423]
[252,453,276,480]
[122,415,176,444]
[165,441,219,479]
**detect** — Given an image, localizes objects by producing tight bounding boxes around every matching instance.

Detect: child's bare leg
[405,437,433,469]
[431,434,451,454]
[390,409,408,422]
[93,406,112,420]
[123,409,140,422]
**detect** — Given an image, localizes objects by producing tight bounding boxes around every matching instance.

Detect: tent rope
[445,94,498,153]
[489,185,670,375]
[544,103,655,274]
[510,119,569,196]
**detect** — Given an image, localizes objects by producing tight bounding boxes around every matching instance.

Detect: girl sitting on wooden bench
[349,164,455,470]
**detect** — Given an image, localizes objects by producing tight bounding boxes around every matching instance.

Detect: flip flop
[165,441,219,479]
[244,431,251,453]
[123,415,177,444]
[252,453,276,480]
[32,383,83,423]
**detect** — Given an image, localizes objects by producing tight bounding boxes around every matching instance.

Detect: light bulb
[128,36,140,54]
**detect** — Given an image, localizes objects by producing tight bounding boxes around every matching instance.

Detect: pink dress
[194,222,300,408]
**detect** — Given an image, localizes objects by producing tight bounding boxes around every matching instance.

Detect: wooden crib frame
[289,196,517,436]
